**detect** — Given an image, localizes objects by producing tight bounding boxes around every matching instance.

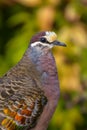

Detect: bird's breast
[34,52,60,101]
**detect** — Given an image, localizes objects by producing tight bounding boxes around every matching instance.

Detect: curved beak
[51,40,67,47]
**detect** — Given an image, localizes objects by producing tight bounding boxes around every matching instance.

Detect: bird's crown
[30,31,66,48]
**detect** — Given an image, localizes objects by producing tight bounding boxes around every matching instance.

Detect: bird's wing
[0,77,47,130]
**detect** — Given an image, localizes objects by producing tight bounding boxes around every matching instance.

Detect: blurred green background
[0,0,87,130]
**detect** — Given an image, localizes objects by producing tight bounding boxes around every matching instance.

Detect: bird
[0,31,66,130]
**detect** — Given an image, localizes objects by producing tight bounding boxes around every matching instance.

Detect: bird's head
[30,31,66,50]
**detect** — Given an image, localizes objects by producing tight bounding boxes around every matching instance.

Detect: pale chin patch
[31,42,53,48]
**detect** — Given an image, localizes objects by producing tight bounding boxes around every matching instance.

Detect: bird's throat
[28,47,60,101]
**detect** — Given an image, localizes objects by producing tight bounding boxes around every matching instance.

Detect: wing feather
[0,76,47,130]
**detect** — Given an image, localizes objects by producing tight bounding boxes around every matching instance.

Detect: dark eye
[40,37,47,43]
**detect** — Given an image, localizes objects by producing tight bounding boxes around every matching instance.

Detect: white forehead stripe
[46,31,57,42]
[46,31,56,36]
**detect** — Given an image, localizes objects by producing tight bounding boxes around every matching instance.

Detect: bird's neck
[27,47,60,101]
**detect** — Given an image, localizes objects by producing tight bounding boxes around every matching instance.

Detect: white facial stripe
[31,42,53,48]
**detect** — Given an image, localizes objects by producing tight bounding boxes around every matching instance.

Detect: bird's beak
[51,40,67,47]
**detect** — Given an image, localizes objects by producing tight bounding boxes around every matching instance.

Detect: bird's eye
[40,37,47,43]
